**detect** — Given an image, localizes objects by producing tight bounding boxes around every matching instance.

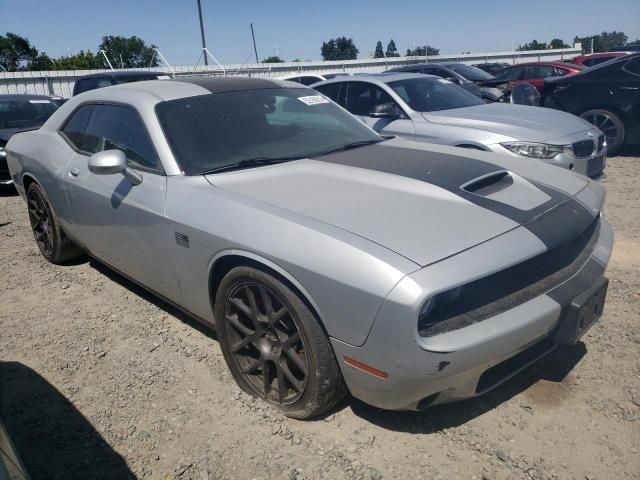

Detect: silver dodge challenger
[6,77,613,419]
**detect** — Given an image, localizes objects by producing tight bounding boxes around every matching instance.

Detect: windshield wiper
[313,139,384,157]
[198,156,302,175]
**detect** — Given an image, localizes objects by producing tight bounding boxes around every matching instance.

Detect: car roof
[314,72,437,86]
[76,70,164,79]
[70,76,296,103]
[0,94,56,101]
[505,61,584,69]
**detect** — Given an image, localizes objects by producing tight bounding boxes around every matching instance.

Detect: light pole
[197,0,208,66]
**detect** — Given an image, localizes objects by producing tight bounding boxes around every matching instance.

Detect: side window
[314,83,341,102]
[494,66,523,81]
[345,82,395,116]
[581,59,594,67]
[62,104,159,170]
[423,67,445,78]
[74,78,94,95]
[95,77,114,89]
[554,67,570,76]
[61,105,96,150]
[524,65,557,79]
[623,57,640,76]
[298,76,320,86]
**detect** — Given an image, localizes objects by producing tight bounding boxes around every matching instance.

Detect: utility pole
[250,23,259,63]
[196,0,208,66]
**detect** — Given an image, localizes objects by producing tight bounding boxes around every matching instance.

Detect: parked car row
[5,76,613,418]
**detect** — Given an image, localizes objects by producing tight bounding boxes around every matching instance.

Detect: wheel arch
[208,251,327,333]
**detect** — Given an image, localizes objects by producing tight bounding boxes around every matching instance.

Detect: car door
[344,81,414,137]
[59,102,181,302]
[523,65,558,91]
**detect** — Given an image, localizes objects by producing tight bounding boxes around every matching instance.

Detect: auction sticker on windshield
[298,95,330,106]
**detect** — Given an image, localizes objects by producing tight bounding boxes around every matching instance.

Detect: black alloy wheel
[222,281,308,405]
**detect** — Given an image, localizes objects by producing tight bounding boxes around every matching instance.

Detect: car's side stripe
[312,144,595,248]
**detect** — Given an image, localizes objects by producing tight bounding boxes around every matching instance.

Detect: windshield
[0,98,58,130]
[156,88,381,175]
[446,64,495,81]
[388,77,485,112]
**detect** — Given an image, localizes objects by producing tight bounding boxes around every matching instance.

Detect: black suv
[72,71,169,96]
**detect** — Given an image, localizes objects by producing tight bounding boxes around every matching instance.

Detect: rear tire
[215,266,347,419]
[26,182,82,264]
[579,109,625,156]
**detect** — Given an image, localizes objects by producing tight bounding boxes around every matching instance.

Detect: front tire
[215,266,346,419]
[27,182,82,264]
[579,109,625,155]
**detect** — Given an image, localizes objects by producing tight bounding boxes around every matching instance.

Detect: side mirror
[88,149,142,185]
[369,102,402,119]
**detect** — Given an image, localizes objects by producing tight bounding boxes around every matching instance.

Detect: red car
[491,61,585,92]
[571,51,631,67]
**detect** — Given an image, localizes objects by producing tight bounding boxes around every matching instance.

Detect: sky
[2,0,639,65]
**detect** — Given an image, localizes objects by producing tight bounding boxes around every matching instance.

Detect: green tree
[385,39,399,57]
[517,39,547,51]
[29,52,53,71]
[549,38,570,49]
[374,41,384,58]
[406,45,439,56]
[574,31,628,53]
[262,55,284,63]
[0,32,39,71]
[98,35,158,68]
[52,50,102,70]
[321,37,358,61]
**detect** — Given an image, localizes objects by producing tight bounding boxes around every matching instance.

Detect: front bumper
[331,218,613,411]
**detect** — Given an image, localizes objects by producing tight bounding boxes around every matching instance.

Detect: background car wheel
[27,183,82,264]
[579,109,625,155]
[215,266,347,419]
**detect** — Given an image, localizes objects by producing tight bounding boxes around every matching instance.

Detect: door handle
[68,168,80,177]
[619,86,639,91]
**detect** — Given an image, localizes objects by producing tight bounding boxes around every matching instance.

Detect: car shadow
[348,342,586,433]
[0,186,18,197]
[88,258,218,341]
[0,361,135,479]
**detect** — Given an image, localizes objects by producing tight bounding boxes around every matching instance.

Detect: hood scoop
[462,170,513,196]
[462,170,551,211]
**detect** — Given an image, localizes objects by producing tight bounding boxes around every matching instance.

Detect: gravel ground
[1,155,639,480]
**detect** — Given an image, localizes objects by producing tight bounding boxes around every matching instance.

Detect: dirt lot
[1,155,639,480]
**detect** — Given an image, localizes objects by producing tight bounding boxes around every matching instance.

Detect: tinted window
[0,98,58,129]
[554,67,570,76]
[493,66,524,81]
[345,82,395,116]
[298,76,321,86]
[623,57,640,76]
[62,104,159,169]
[95,77,114,89]
[388,77,485,112]
[61,104,95,148]
[524,65,558,79]
[156,88,380,175]
[74,78,94,95]
[314,83,341,102]
[581,59,595,67]
[113,74,160,84]
[423,67,449,78]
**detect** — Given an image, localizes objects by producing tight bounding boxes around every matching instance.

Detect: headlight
[501,142,566,159]
[0,147,6,159]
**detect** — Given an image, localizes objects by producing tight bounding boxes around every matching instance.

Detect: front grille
[597,134,605,153]
[0,156,9,180]
[419,217,601,337]
[572,139,595,158]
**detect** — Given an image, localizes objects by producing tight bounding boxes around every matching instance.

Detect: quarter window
[61,104,159,170]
